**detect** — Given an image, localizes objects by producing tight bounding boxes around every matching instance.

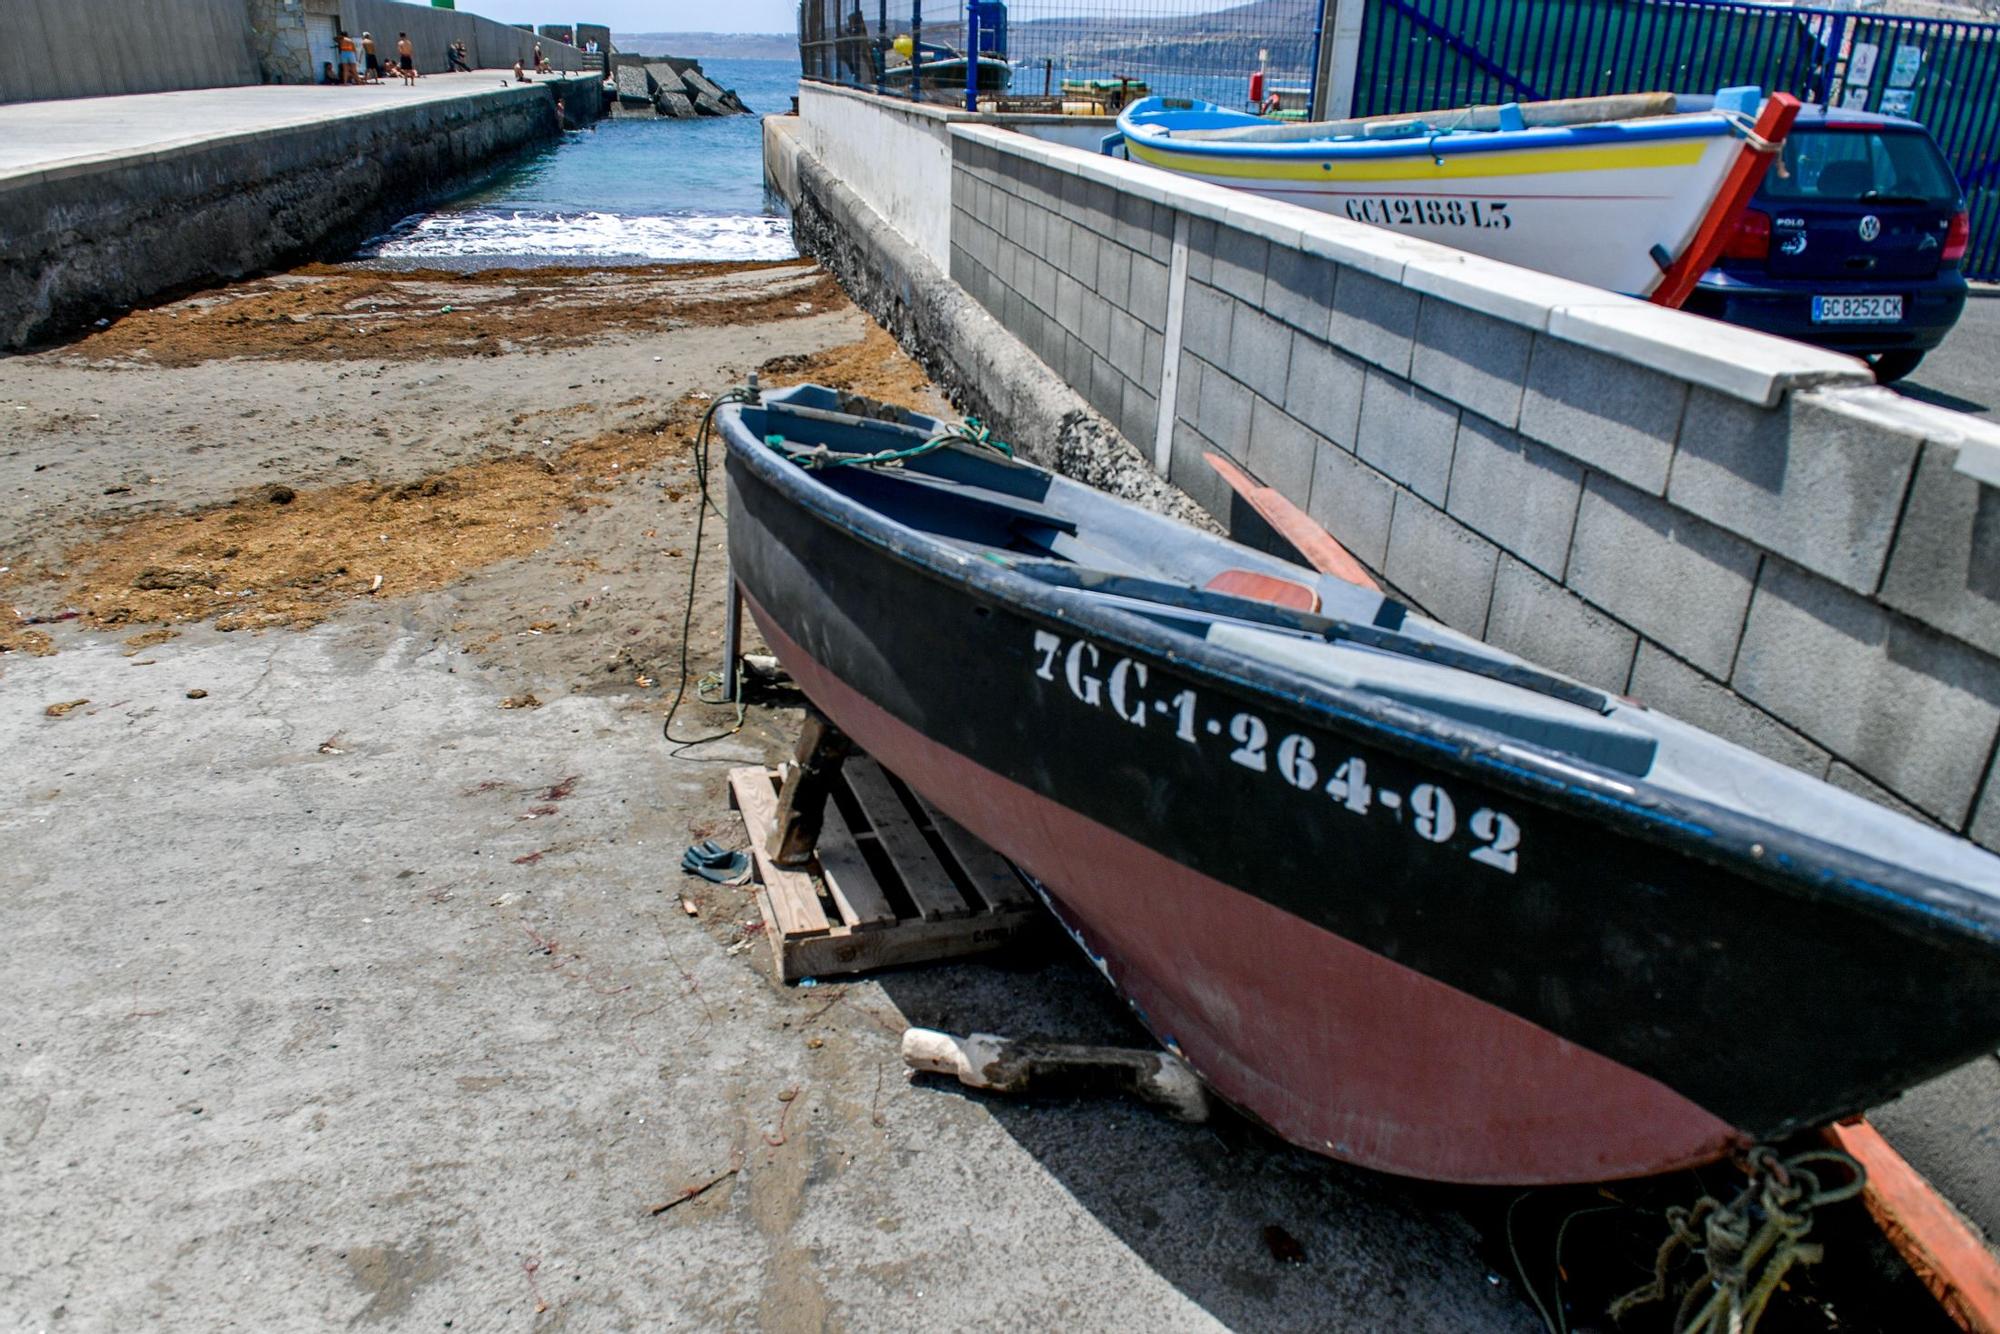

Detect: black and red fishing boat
[720,384,2000,1185]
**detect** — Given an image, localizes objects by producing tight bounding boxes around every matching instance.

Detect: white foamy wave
[362,210,798,263]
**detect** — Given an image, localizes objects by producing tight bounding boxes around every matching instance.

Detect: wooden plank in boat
[729,767,831,939]
[841,758,970,920]
[814,798,899,928]
[1204,451,1382,593]
[914,795,1037,910]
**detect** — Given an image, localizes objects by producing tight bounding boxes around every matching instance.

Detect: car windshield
[1763,128,1960,205]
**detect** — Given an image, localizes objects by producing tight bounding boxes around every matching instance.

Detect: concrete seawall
[0,74,603,350]
[768,81,2000,851]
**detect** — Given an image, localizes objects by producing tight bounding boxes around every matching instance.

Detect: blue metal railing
[1354,0,2000,280]
[799,0,1322,109]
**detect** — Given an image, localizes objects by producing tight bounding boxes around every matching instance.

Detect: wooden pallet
[727,756,1042,983]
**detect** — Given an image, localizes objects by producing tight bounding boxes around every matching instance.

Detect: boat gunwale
[721,399,2000,951]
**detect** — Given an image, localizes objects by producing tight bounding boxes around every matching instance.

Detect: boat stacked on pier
[1110,86,1800,302]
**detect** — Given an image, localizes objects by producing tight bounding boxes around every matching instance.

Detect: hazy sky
[466,0,798,35]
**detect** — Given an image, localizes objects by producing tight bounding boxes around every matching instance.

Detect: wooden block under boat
[727,757,1042,983]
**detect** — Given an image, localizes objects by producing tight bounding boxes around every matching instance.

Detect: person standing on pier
[362,32,381,80]
[397,33,416,78]
[448,41,471,73]
[336,29,358,84]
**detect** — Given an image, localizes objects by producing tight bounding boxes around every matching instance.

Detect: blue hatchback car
[1686,104,1969,382]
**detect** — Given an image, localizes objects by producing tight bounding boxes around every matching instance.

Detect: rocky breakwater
[610,55,751,119]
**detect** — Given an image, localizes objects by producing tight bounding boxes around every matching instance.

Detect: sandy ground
[0,262,1554,1331]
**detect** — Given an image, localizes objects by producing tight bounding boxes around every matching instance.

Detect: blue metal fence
[1353,0,2000,280]
[799,0,1323,110]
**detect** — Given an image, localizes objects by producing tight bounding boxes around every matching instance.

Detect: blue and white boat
[1111,88,1800,301]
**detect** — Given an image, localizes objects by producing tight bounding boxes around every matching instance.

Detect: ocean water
[361,57,803,267]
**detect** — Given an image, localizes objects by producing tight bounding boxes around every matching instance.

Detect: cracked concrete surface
[0,259,1537,1329]
[0,621,1533,1330]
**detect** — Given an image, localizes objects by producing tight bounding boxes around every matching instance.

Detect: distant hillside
[613,32,799,60]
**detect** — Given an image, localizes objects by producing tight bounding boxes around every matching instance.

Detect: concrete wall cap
[1291,224,1420,284]
[1547,303,1871,408]
[1790,383,2000,491]
[1402,251,1628,331]
[1805,384,2000,451]
[1957,445,2000,488]
[1796,382,2000,494]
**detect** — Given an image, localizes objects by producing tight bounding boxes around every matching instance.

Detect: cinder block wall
[943,122,2000,848]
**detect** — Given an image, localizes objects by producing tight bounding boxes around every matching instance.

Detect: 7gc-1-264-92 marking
[1031,629,1523,874]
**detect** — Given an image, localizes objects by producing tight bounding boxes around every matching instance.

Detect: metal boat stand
[719,566,743,704]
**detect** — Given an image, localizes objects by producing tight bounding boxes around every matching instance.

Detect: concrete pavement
[1898,287,2000,421]
[0,618,1537,1330]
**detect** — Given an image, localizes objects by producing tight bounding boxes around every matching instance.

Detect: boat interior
[1130,86,1761,147]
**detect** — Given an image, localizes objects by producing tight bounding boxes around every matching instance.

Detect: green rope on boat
[762,416,1014,470]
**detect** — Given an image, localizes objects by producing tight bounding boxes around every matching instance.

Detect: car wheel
[1870,350,1926,383]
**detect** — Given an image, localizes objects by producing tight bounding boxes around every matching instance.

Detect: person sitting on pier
[336,29,358,84]
[321,60,338,86]
[513,58,531,83]
[447,41,472,73]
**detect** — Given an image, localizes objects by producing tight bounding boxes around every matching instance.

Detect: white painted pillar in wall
[1313,0,1369,122]
[1152,213,1192,475]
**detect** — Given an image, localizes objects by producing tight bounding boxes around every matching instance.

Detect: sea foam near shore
[360,209,796,264]
[359,58,803,269]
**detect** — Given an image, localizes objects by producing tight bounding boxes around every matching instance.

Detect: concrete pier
[0,72,605,349]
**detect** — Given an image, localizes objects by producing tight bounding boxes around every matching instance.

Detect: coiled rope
[761,415,1014,470]
[1610,1145,1865,1334]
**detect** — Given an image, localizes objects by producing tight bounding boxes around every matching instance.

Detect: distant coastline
[613,32,798,61]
